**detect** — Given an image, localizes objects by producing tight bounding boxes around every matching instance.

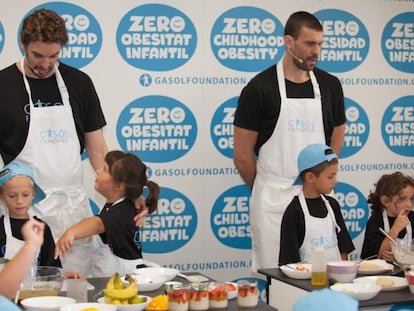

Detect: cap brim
[293,176,303,186]
[33,184,46,204]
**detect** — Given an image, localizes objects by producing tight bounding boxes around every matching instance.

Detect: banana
[114,273,124,289]
[105,273,116,290]
[104,276,138,300]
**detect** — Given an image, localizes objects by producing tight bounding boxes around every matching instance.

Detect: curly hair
[368,172,414,211]
[20,8,68,46]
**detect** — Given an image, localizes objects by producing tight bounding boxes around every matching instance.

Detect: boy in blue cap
[0,162,61,267]
[279,143,354,265]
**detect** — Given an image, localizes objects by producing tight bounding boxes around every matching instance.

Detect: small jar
[208,282,228,309]
[189,282,209,310]
[168,284,190,311]
[237,280,258,308]
[164,281,183,294]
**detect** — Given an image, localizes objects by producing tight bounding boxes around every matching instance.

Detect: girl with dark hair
[54,150,160,275]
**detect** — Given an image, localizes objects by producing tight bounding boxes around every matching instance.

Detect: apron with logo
[91,198,145,276]
[14,59,93,275]
[250,62,325,271]
[298,192,341,262]
[382,209,412,246]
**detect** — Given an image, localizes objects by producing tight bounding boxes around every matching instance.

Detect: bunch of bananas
[103,273,145,305]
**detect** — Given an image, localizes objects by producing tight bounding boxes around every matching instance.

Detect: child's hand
[64,272,85,280]
[381,250,395,263]
[392,210,410,234]
[54,231,75,259]
[22,219,45,249]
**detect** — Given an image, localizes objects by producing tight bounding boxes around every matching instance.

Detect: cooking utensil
[379,227,399,246]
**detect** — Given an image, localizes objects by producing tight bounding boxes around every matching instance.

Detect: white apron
[382,209,412,246]
[298,192,341,262]
[3,213,40,262]
[91,198,145,277]
[14,59,93,275]
[250,62,325,271]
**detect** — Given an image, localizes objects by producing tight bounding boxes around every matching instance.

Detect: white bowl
[327,261,359,283]
[133,267,179,281]
[330,283,381,301]
[20,296,76,311]
[122,275,166,292]
[280,263,312,279]
[97,295,151,311]
[392,240,414,266]
[60,303,117,311]
[226,282,238,299]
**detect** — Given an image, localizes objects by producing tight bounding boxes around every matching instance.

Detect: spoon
[379,227,399,246]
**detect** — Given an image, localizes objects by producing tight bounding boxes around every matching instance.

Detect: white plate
[133,267,179,281]
[60,302,116,311]
[280,263,312,279]
[21,296,76,311]
[121,274,166,291]
[97,296,151,311]
[353,276,408,291]
[358,259,394,275]
[330,283,381,301]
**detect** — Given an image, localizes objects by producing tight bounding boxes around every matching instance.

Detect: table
[87,273,278,311]
[258,268,414,311]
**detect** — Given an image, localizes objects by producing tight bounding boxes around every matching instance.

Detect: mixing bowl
[327,261,359,283]
[18,266,64,302]
[391,239,414,266]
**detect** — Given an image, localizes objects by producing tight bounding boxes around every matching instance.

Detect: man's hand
[134,195,149,226]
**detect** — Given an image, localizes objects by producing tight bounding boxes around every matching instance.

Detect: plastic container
[208,282,228,309]
[237,279,258,308]
[311,246,327,286]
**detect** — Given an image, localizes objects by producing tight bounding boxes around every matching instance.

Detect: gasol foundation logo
[210,97,237,159]
[141,187,197,253]
[334,182,368,240]
[314,9,369,73]
[341,98,369,158]
[116,4,197,71]
[22,2,102,68]
[381,12,414,74]
[381,95,414,157]
[211,185,251,249]
[0,21,4,54]
[116,95,197,163]
[210,6,284,72]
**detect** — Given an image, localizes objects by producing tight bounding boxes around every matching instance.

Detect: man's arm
[233,126,258,190]
[84,129,108,171]
[329,123,345,157]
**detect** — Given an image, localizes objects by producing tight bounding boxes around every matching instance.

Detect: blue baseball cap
[293,289,358,311]
[293,143,337,186]
[0,162,46,204]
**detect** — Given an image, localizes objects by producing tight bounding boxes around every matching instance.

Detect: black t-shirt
[98,199,143,260]
[0,62,106,164]
[234,65,345,155]
[0,215,61,267]
[279,195,355,266]
[361,209,414,259]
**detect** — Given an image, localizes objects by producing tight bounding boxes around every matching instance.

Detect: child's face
[312,163,338,194]
[384,185,414,217]
[94,162,114,198]
[0,176,35,219]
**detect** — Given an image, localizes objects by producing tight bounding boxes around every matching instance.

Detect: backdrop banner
[1,0,413,300]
